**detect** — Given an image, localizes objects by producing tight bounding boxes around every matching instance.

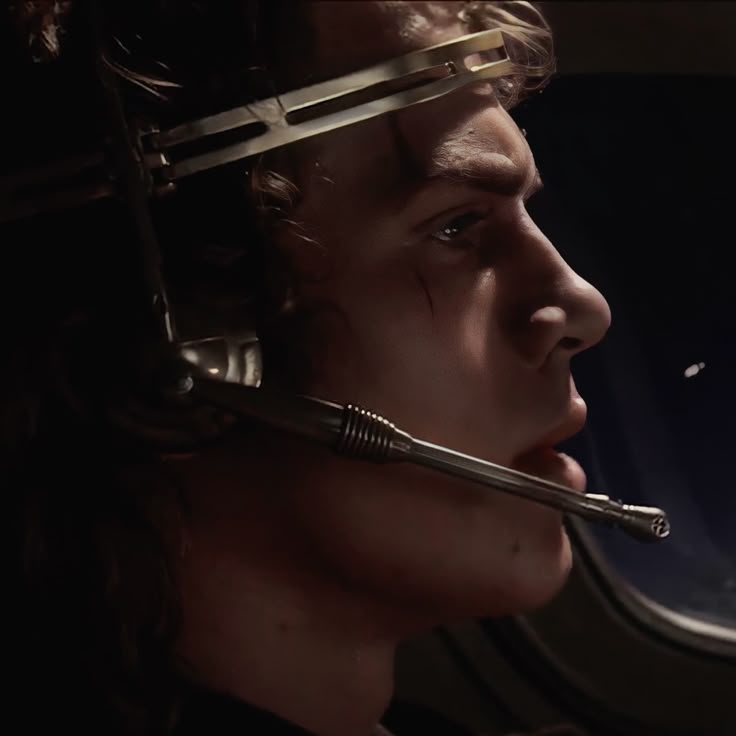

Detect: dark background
[512,73,736,626]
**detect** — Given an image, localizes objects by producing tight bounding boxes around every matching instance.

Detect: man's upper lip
[526,396,588,454]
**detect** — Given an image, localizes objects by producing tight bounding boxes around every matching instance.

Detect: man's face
[257,2,611,619]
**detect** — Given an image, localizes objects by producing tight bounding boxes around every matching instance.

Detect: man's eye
[430,211,486,243]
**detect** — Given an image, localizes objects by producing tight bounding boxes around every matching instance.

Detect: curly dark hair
[3,2,555,733]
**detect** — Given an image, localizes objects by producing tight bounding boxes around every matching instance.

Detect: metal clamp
[141,29,515,182]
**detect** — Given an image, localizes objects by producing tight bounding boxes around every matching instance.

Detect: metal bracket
[141,28,514,186]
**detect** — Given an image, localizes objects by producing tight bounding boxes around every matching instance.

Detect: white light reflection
[684,362,706,378]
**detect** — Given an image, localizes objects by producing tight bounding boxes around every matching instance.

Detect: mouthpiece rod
[191,379,670,543]
[409,441,670,542]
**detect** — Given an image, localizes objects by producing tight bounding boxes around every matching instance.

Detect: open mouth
[511,447,587,493]
[511,393,588,492]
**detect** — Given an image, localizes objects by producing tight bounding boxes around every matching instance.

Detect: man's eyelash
[430,211,486,243]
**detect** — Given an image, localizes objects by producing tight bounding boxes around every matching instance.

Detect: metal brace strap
[144,28,513,183]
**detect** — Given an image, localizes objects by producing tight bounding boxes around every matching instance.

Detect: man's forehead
[304,1,468,81]
[297,96,533,227]
[289,2,533,210]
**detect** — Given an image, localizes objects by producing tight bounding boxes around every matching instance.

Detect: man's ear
[105,332,259,453]
[53,316,237,453]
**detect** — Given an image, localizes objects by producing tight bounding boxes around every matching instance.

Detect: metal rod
[192,377,671,543]
[89,1,178,346]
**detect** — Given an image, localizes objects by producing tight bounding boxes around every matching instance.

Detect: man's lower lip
[511,448,587,493]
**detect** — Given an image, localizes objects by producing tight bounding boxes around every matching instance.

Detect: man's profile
[4,3,610,734]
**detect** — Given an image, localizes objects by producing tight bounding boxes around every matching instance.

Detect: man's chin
[511,531,573,614]
[459,530,574,620]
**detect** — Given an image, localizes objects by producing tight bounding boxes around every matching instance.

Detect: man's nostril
[559,337,582,351]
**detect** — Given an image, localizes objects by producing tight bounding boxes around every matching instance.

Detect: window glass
[514,75,736,629]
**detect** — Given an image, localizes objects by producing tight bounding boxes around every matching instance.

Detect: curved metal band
[158,28,507,147]
[0,29,513,221]
[147,29,514,181]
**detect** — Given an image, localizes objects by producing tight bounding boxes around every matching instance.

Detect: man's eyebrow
[390,155,542,216]
[423,153,541,197]
[378,118,541,212]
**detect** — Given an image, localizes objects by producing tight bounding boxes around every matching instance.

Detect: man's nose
[498,224,612,370]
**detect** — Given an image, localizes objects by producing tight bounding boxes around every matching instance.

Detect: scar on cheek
[413,268,435,319]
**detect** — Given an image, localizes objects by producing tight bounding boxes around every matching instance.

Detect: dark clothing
[173,680,476,735]
[173,682,315,735]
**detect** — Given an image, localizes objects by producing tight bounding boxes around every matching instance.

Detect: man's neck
[167,430,435,735]
[175,556,397,736]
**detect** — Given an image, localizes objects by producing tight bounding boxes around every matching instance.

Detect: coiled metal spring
[336,404,398,461]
